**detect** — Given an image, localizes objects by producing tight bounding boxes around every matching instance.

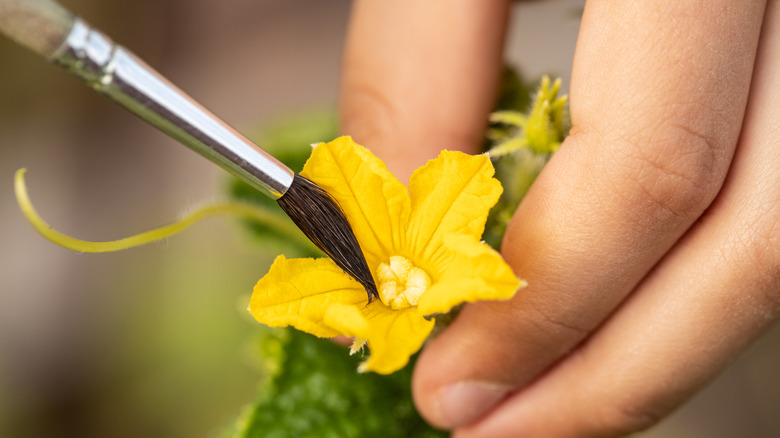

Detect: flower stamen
[376,256,432,309]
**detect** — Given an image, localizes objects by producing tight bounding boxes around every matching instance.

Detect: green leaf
[226,329,447,438]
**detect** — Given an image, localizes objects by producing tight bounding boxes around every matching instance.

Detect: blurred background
[0,1,777,437]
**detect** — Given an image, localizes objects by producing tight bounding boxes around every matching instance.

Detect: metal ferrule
[51,19,294,198]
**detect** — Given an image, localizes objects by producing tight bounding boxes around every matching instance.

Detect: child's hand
[341,1,780,436]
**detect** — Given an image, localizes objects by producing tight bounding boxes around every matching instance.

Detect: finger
[339,0,510,181]
[459,3,780,435]
[413,0,767,429]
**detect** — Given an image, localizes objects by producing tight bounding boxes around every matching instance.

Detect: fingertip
[415,348,514,429]
[411,338,454,429]
[412,304,518,429]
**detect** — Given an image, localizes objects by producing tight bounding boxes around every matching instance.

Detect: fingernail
[436,381,512,428]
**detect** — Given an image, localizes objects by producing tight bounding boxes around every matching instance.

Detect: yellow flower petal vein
[250,256,367,338]
[301,137,410,270]
[406,151,502,263]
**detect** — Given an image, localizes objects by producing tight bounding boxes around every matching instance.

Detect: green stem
[14,168,318,253]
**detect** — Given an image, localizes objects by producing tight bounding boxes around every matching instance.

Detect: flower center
[376,256,432,310]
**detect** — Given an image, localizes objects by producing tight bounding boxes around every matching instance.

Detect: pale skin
[340,0,780,437]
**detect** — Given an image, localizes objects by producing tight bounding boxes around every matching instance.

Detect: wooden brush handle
[0,0,75,58]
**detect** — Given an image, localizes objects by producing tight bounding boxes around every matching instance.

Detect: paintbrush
[0,0,379,302]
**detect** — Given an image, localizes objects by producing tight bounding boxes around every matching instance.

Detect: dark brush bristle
[277,173,379,303]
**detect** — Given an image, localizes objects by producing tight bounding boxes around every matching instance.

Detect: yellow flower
[249,136,524,374]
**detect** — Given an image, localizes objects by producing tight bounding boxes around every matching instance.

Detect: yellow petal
[417,235,524,316]
[324,303,434,375]
[406,151,502,263]
[249,255,366,338]
[300,136,410,271]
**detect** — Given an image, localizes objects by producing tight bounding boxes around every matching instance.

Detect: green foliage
[488,76,568,157]
[227,110,339,256]
[492,66,533,115]
[224,73,568,437]
[483,74,570,250]
[226,329,447,438]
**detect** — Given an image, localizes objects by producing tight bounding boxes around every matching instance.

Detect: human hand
[340,1,780,437]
